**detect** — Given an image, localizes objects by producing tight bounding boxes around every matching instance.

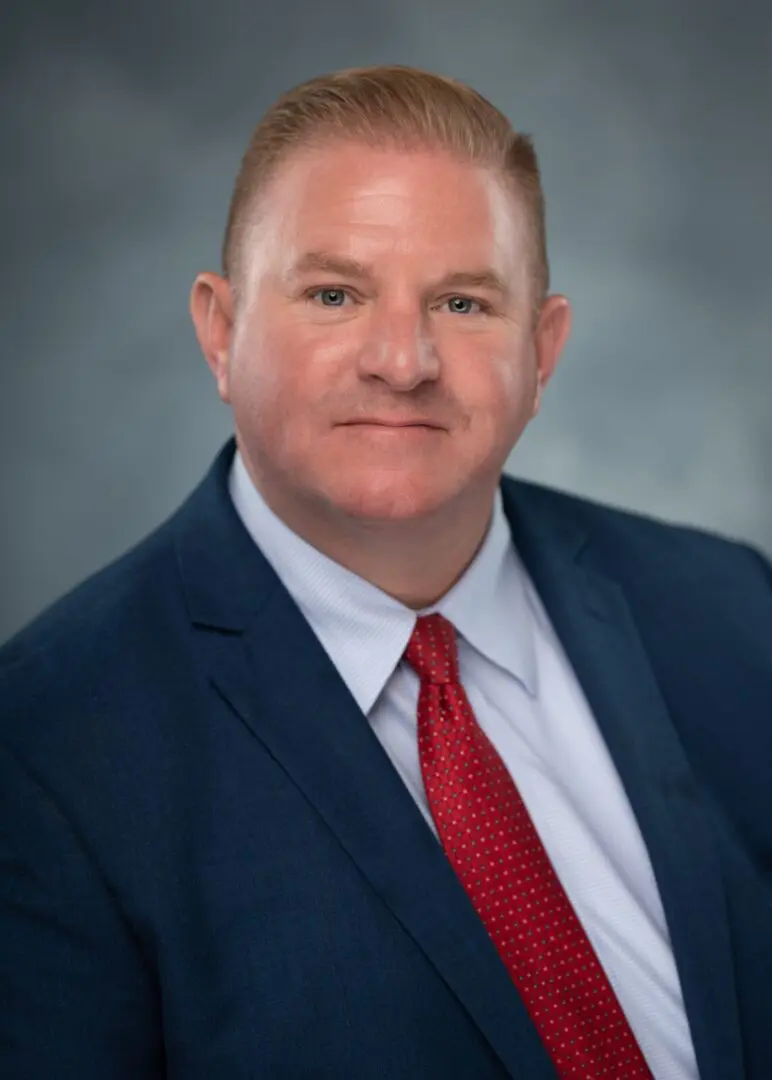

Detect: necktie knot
[404,613,459,685]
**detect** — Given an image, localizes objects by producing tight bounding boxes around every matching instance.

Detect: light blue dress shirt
[229,450,699,1080]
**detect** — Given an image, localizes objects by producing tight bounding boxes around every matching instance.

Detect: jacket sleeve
[0,741,163,1078]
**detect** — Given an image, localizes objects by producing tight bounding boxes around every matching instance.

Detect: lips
[344,419,441,428]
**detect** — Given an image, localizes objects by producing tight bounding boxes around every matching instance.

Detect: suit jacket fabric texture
[1,438,771,1080]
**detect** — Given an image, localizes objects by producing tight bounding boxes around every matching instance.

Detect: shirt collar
[229,451,537,714]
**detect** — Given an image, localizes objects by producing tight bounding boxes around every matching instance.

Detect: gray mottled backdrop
[1,0,770,642]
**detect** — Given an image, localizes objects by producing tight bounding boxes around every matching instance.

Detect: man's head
[191,65,571,541]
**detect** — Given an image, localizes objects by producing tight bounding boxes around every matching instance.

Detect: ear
[190,272,235,403]
[531,293,572,417]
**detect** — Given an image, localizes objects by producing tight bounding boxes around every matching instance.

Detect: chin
[321,471,458,522]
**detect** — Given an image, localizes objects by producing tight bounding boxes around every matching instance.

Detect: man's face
[201,141,569,525]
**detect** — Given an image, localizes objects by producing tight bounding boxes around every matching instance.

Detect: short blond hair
[222,64,549,300]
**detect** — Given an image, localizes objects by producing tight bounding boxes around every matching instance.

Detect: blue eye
[445,296,483,314]
[314,288,348,306]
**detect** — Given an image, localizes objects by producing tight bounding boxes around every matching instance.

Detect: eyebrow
[289,251,371,280]
[287,251,511,298]
[436,269,511,297]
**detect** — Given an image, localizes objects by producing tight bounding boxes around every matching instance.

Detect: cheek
[452,338,535,419]
[235,313,358,403]
[227,320,292,441]
[228,317,353,468]
[229,318,299,409]
[488,351,535,405]
[229,347,282,424]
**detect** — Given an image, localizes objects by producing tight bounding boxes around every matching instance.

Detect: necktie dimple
[404,612,652,1079]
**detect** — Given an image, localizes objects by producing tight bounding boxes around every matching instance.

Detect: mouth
[342,420,443,430]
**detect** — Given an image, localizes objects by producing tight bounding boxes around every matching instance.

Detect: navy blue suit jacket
[1,439,771,1079]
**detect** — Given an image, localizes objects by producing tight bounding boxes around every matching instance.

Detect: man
[1,64,770,1080]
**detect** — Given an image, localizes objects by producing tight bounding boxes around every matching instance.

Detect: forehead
[250,141,526,275]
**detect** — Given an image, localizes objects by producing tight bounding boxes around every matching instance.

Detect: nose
[357,305,440,390]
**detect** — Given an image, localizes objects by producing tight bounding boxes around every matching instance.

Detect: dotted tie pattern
[404,613,652,1079]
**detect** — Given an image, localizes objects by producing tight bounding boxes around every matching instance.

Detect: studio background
[1,0,770,644]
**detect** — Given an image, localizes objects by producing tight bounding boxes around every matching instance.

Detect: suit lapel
[502,478,745,1080]
[209,593,559,1079]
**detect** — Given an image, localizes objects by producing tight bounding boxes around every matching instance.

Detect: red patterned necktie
[404,613,652,1079]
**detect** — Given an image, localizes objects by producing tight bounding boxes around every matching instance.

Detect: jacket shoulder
[501,473,770,580]
[0,511,185,732]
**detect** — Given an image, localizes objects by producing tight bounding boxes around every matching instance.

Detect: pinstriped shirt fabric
[229,450,699,1080]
